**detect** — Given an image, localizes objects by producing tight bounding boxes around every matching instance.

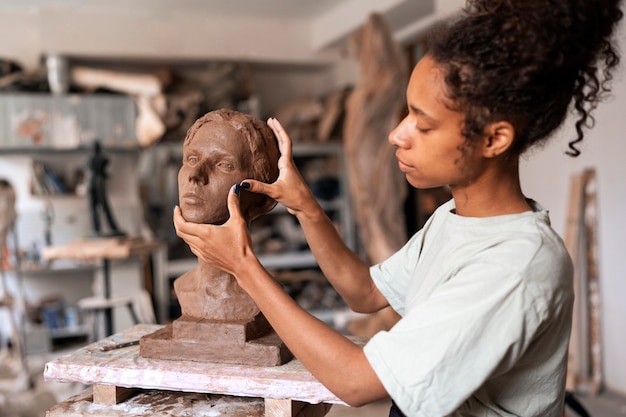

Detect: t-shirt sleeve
[364,261,543,416]
[369,230,425,316]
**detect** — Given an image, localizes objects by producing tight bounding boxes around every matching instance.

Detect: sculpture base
[140,315,292,366]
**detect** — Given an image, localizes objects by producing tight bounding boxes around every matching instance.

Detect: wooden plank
[564,168,603,394]
[564,172,584,390]
[92,384,138,405]
[582,169,602,395]
[265,398,294,417]
[44,324,352,405]
[42,237,160,261]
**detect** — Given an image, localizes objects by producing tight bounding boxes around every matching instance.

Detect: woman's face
[178,121,253,224]
[388,55,482,190]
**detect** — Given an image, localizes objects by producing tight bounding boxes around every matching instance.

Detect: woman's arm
[173,188,388,406]
[240,118,388,313]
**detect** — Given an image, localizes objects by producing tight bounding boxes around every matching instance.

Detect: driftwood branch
[343,13,408,336]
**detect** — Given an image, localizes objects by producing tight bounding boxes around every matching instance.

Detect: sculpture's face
[178,121,253,224]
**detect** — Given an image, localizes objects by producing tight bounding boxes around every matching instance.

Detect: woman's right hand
[242,117,318,217]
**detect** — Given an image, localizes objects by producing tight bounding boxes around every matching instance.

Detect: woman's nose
[388,117,410,148]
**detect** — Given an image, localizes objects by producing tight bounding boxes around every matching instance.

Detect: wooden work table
[44,324,354,416]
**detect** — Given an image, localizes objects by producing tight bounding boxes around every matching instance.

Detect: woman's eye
[416,126,432,134]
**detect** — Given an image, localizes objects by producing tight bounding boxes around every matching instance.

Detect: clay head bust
[174,109,280,321]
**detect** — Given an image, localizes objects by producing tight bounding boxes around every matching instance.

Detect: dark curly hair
[427,0,623,157]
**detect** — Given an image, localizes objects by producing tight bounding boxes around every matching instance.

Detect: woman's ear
[483,121,515,158]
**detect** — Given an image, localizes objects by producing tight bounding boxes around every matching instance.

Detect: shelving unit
[0,93,150,343]
[5,265,96,353]
[254,141,356,268]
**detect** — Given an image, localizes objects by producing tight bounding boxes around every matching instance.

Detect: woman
[173,1,623,415]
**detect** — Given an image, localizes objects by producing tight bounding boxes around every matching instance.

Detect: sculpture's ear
[242,194,278,222]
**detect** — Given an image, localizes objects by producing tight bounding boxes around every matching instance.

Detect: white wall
[0,8,339,71]
[520,22,626,395]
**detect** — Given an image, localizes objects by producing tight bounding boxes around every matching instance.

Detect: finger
[267,117,293,161]
[240,179,277,200]
[173,206,193,243]
[228,184,245,224]
[173,205,184,234]
[173,205,203,243]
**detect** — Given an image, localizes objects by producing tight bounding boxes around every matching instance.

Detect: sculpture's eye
[217,161,235,172]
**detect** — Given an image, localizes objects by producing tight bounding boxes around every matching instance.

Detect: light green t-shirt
[364,200,573,417]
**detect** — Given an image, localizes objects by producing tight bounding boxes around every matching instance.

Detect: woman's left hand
[173,184,257,277]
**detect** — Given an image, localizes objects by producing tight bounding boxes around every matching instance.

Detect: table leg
[264,398,332,417]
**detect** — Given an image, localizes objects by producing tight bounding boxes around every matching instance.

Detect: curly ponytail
[427,0,623,156]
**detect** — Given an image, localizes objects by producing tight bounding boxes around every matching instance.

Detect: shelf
[167,252,319,274]
[0,93,137,150]
[167,258,198,276]
[258,251,318,270]
[271,199,342,214]
[291,141,343,156]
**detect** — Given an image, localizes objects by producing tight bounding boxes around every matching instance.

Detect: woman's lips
[396,157,412,172]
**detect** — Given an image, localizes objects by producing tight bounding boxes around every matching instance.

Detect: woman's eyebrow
[409,104,436,123]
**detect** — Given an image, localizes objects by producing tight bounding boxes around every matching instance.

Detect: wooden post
[92,384,138,405]
[564,168,602,394]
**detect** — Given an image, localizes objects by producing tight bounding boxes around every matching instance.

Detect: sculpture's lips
[180,193,205,205]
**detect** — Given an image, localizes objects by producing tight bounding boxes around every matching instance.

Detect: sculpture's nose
[189,162,210,185]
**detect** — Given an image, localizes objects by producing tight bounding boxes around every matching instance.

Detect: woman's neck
[450,159,531,217]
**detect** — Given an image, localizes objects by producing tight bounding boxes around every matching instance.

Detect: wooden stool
[45,387,333,416]
[78,296,139,342]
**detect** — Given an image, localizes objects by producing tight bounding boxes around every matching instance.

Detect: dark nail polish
[241,182,251,189]
[234,184,240,195]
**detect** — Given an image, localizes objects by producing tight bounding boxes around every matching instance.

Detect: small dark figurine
[87,141,125,237]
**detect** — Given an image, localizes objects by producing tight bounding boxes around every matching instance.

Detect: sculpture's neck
[196,260,232,281]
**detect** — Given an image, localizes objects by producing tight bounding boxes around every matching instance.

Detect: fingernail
[234,184,240,195]
[240,182,251,189]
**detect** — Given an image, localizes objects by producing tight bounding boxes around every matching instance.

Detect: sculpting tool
[99,340,140,352]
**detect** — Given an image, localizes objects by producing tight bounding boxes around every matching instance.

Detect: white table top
[44,324,355,405]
